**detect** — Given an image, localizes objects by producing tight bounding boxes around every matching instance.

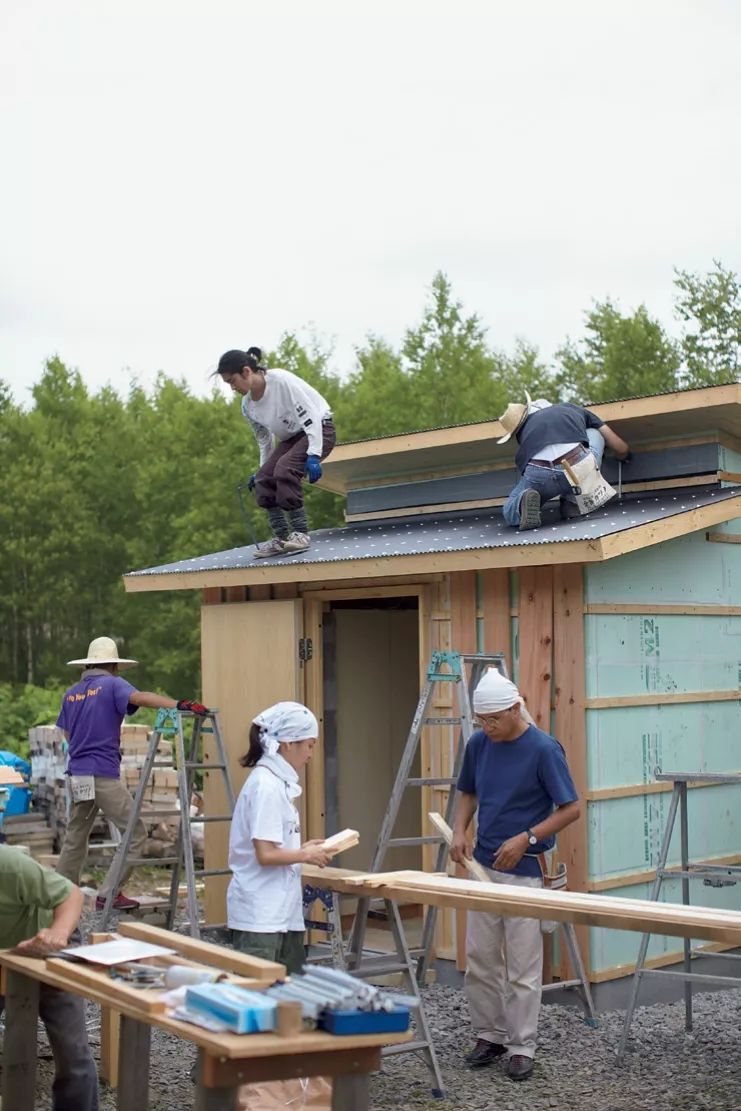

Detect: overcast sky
[2,0,740,405]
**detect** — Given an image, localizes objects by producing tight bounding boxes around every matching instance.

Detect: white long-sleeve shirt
[240,368,332,465]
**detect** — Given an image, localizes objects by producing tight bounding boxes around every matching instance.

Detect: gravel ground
[28,983,741,1110]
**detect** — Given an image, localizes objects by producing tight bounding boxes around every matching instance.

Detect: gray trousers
[465,869,544,1058]
[57,776,147,895]
[0,984,99,1111]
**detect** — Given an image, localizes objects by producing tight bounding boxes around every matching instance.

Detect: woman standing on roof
[217,347,336,557]
[227,701,331,972]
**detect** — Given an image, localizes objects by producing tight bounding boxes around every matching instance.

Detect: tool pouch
[536,850,567,934]
[562,452,616,515]
[70,774,95,803]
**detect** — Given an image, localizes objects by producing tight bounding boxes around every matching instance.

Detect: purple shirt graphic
[56,669,139,777]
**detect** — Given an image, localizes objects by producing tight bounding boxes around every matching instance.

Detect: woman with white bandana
[227,701,331,972]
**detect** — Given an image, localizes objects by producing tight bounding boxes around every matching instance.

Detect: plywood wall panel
[517,567,554,730]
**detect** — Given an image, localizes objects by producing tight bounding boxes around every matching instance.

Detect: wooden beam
[600,493,741,561]
[706,531,741,544]
[585,603,741,615]
[450,570,478,971]
[248,585,272,600]
[517,567,553,730]
[302,598,326,843]
[552,563,589,977]
[202,588,222,605]
[586,690,740,709]
[224,585,247,602]
[116,922,285,980]
[585,778,738,802]
[480,568,510,665]
[587,852,741,893]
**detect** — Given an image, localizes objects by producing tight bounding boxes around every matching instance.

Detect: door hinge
[298,637,313,663]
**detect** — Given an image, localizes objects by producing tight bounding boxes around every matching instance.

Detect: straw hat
[496,390,533,444]
[67,636,138,669]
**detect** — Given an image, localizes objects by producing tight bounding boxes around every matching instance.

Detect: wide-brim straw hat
[497,390,533,444]
[67,636,138,669]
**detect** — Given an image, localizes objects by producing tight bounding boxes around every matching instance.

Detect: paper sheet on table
[60,939,176,965]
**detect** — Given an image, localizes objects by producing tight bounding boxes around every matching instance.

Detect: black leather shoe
[465,1039,507,1068]
[507,1054,534,1081]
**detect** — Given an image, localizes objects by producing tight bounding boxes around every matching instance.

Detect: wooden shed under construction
[124,383,741,985]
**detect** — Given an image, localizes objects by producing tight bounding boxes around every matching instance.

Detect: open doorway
[322,597,421,874]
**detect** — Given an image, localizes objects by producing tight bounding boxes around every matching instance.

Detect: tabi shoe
[559,498,582,520]
[464,1039,507,1068]
[253,537,288,558]
[507,1054,534,1081]
[96,892,140,911]
[281,530,312,553]
[518,488,541,530]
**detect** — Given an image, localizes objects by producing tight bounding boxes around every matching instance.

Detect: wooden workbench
[302,865,741,946]
[0,928,410,1111]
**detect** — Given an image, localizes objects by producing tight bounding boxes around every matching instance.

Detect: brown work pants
[255,420,336,511]
[57,776,148,895]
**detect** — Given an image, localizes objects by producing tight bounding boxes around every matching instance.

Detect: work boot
[96,892,140,911]
[281,531,311,553]
[464,1039,507,1068]
[507,1054,534,1081]
[253,537,287,558]
[518,489,541,530]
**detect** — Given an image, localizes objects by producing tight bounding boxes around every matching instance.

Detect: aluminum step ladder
[617,770,741,1059]
[99,708,236,937]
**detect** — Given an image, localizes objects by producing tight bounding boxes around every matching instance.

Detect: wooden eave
[122,492,741,594]
[318,384,741,494]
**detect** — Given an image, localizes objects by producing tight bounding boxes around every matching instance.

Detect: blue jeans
[502,430,605,527]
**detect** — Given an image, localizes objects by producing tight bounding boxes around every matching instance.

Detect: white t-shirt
[241,368,333,465]
[226,766,305,933]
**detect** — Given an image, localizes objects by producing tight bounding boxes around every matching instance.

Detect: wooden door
[201,599,303,924]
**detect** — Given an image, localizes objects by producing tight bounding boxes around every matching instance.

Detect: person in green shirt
[0,845,98,1110]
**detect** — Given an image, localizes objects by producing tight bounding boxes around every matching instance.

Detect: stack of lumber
[3,813,56,860]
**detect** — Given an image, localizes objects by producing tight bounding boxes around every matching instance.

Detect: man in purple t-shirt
[56,636,206,910]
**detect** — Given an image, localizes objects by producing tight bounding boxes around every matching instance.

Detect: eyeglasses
[474,708,515,727]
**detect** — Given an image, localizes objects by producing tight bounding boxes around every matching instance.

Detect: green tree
[674,260,741,386]
[555,300,681,403]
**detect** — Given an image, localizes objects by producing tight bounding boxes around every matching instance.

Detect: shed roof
[319,383,741,494]
[123,484,741,592]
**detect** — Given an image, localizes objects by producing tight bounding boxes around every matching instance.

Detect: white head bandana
[252,702,318,800]
[473,668,522,713]
[253,702,318,757]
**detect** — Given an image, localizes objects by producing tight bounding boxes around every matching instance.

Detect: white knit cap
[253,701,318,756]
[473,668,522,713]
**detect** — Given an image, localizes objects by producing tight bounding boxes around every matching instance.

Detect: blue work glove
[247,473,257,492]
[304,455,322,484]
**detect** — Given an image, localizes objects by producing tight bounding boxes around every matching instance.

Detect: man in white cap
[450,667,580,1082]
[497,393,630,530]
[56,636,207,910]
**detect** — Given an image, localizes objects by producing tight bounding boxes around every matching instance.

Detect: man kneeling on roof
[450,668,580,1082]
[497,393,630,530]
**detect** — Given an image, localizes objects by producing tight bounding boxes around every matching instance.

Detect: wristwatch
[525,828,538,846]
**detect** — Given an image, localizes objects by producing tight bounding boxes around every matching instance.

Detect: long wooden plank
[480,568,510,663]
[586,778,738,802]
[302,866,741,945]
[586,690,740,709]
[585,603,741,615]
[450,570,478,971]
[116,922,285,980]
[428,812,489,882]
[517,566,553,730]
[552,562,589,977]
[706,531,741,544]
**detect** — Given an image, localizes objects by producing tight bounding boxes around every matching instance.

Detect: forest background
[1,261,740,752]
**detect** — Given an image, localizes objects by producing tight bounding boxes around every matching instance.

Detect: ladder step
[152,761,175,768]
[423,717,463,726]
[387,836,442,847]
[194,868,232,878]
[184,761,227,770]
[406,777,457,787]
[124,856,180,866]
[140,809,183,819]
[352,958,409,976]
[198,815,234,823]
[383,1041,429,1057]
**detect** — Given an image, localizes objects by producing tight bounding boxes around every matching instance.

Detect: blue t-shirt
[57,669,138,778]
[457,724,578,877]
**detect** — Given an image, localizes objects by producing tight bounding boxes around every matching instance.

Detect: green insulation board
[584,527,739,606]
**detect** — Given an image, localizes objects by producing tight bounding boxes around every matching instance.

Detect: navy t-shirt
[456,724,578,877]
[514,403,604,474]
